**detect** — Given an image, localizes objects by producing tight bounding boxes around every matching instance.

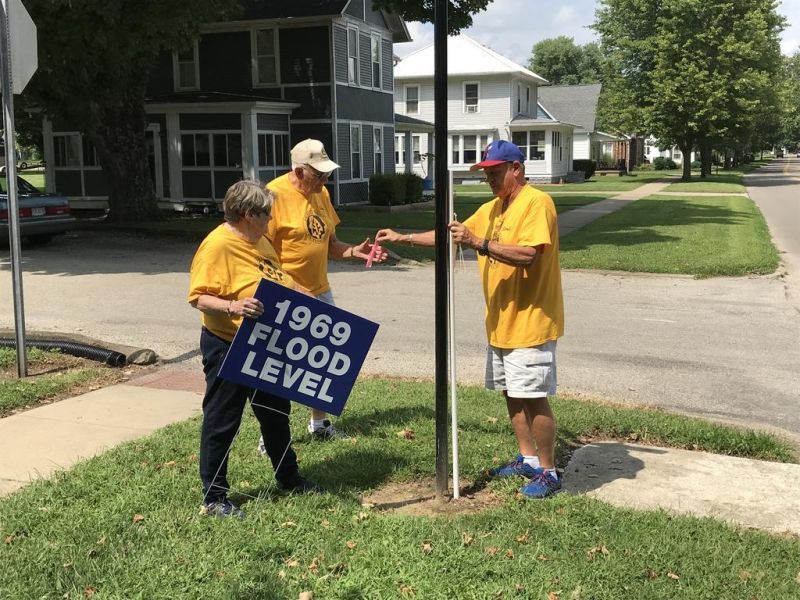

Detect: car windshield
[0,176,41,195]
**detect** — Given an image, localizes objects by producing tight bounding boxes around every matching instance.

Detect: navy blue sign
[219,279,379,416]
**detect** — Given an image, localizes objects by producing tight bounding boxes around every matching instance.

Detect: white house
[644,136,698,165]
[537,84,619,162]
[393,35,580,183]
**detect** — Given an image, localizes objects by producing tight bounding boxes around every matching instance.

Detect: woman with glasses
[262,139,386,443]
[188,180,322,519]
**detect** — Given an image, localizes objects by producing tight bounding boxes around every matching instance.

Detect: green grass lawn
[0,348,106,417]
[662,172,745,193]
[0,379,796,599]
[455,171,676,194]
[19,171,45,192]
[560,194,779,277]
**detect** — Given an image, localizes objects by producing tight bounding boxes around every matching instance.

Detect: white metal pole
[0,0,27,377]
[447,168,459,499]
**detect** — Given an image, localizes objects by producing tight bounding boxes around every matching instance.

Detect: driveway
[2,226,798,441]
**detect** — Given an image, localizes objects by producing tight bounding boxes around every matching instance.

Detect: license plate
[31,207,45,217]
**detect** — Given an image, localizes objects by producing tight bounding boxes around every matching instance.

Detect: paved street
[1,164,799,441]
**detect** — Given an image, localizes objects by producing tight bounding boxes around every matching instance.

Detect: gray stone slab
[563,442,800,536]
[0,386,201,494]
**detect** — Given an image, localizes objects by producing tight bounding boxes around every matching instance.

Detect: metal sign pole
[447,168,459,499]
[433,0,449,497]
[0,0,27,377]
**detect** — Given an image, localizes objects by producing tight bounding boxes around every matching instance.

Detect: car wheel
[19,161,28,170]
[26,234,53,245]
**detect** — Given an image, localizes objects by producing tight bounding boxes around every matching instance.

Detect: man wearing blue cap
[376,140,564,498]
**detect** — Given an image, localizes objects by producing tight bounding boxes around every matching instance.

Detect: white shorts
[485,340,558,398]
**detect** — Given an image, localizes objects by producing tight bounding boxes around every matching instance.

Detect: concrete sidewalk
[558,180,672,236]
[3,367,799,536]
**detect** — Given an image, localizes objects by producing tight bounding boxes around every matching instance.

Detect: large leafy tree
[24,0,237,221]
[528,36,604,85]
[779,52,800,150]
[595,0,783,180]
[372,0,493,33]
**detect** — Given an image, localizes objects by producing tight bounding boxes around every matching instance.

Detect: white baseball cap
[291,139,340,172]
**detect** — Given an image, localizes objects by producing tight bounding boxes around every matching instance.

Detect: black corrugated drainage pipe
[0,338,126,367]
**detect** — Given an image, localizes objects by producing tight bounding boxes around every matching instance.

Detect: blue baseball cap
[470,139,525,171]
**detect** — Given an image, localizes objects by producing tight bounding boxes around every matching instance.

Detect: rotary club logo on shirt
[306,212,328,241]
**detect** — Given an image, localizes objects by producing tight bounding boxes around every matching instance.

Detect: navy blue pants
[199,328,298,501]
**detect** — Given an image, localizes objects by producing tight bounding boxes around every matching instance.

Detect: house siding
[337,123,351,178]
[364,2,387,28]
[383,127,394,175]
[257,114,290,131]
[283,85,332,119]
[344,0,364,19]
[573,133,590,160]
[333,26,348,83]
[359,33,372,88]
[362,124,374,177]
[336,85,393,122]
[339,181,368,204]
[381,39,393,91]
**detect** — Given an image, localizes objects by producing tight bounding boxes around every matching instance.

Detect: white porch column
[404,131,412,174]
[166,113,182,201]
[242,111,258,182]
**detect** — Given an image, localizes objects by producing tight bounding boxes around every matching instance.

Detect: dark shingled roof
[395,113,434,127]
[536,84,602,132]
[146,91,296,104]
[238,0,349,19]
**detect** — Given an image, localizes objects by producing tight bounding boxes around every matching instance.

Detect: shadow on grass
[561,198,751,251]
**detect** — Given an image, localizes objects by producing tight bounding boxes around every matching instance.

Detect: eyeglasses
[304,165,332,181]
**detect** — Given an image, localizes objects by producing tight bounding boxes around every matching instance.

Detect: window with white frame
[253,29,277,86]
[373,128,383,173]
[53,134,81,167]
[371,34,382,88]
[394,134,404,166]
[347,28,359,84]
[412,135,422,164]
[464,82,479,113]
[552,131,562,161]
[450,134,491,165]
[511,131,545,161]
[82,137,99,167]
[350,125,362,179]
[257,133,290,167]
[213,134,243,168]
[174,43,199,90]
[181,134,210,167]
[405,85,419,114]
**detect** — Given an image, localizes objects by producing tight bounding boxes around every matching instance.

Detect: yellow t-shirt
[188,224,293,342]
[266,173,341,296]
[463,185,564,349]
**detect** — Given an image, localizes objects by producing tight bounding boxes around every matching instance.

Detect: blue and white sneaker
[488,454,539,478]
[519,469,562,499]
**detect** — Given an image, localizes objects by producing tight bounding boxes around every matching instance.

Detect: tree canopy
[372,0,493,33]
[24,0,238,220]
[595,0,785,178]
[528,36,604,85]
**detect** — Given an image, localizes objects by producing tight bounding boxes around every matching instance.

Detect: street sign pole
[0,0,27,377]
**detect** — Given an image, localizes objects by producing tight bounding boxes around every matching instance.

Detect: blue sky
[395,0,800,64]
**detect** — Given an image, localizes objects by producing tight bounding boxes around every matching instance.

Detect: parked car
[776,150,784,158]
[0,176,75,245]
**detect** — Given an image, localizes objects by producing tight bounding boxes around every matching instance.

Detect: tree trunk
[89,96,160,222]
[679,143,692,181]
[700,139,712,178]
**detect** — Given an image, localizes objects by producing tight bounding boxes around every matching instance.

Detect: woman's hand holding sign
[232,297,264,319]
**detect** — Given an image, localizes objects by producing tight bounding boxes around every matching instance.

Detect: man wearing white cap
[259,138,386,445]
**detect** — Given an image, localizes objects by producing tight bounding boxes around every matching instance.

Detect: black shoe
[309,419,351,441]
[202,497,245,519]
[277,473,325,494]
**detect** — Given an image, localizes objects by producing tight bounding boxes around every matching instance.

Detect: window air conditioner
[466,105,478,113]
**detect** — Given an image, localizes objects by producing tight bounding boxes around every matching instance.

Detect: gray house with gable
[41,1,410,210]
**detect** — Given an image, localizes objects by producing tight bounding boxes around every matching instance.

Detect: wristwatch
[477,239,490,256]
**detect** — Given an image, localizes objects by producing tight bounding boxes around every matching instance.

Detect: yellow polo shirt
[463,185,564,348]
[266,173,341,296]
[188,224,293,342]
